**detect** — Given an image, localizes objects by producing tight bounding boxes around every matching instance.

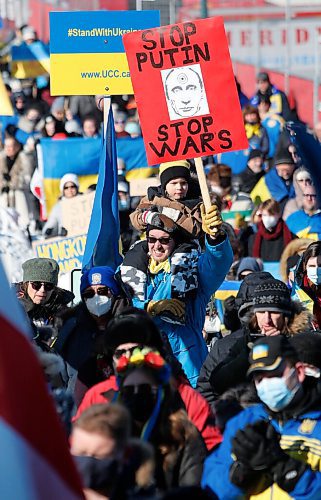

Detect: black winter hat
[248,149,263,162]
[290,332,321,370]
[274,148,295,166]
[248,335,298,375]
[104,307,165,354]
[252,279,292,316]
[236,271,273,320]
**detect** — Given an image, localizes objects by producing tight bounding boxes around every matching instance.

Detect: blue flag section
[82,106,122,271]
[287,122,321,206]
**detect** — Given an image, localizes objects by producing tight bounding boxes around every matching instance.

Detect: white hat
[118,181,129,194]
[22,27,36,41]
[60,173,79,194]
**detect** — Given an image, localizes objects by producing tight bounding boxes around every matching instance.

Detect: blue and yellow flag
[117,136,158,180]
[11,41,50,79]
[38,138,100,214]
[82,106,122,270]
[38,136,156,214]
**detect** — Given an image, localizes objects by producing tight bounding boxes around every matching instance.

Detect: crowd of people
[2,22,321,500]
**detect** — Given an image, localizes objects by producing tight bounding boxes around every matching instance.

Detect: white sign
[225,19,321,78]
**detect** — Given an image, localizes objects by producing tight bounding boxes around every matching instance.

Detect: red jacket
[74,375,222,451]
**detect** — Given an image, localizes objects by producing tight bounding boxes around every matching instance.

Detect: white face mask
[85,295,112,317]
[307,267,321,286]
[262,215,279,230]
[203,316,221,334]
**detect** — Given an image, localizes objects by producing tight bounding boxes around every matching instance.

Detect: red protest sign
[123,17,248,166]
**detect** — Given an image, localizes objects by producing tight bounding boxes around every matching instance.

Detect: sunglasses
[64,184,77,190]
[30,281,55,292]
[82,287,111,300]
[114,345,142,360]
[121,383,157,397]
[297,177,311,182]
[147,236,172,245]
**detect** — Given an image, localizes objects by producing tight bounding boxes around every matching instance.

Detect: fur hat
[159,160,191,191]
[22,258,59,285]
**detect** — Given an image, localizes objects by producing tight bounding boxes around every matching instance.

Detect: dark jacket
[197,329,244,409]
[198,302,311,407]
[55,296,130,387]
[16,283,74,328]
[239,167,265,194]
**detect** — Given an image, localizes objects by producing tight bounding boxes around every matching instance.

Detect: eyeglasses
[114,345,142,360]
[297,177,311,183]
[64,184,77,190]
[30,281,55,292]
[303,194,317,198]
[147,236,172,245]
[82,287,111,299]
[121,383,157,397]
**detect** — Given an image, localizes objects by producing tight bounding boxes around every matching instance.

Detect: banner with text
[50,10,160,95]
[123,16,248,165]
[33,235,87,275]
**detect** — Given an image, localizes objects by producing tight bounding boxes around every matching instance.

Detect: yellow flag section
[0,74,13,116]
[49,10,160,96]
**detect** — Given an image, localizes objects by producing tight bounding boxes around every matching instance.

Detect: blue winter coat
[202,401,321,499]
[132,236,233,387]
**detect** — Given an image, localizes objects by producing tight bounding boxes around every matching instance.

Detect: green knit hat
[22,258,59,285]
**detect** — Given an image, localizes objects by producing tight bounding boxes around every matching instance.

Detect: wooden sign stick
[194,157,211,211]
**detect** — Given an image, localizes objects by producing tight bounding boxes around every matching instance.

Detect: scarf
[245,123,261,139]
[252,219,292,258]
[149,258,171,275]
[119,240,200,303]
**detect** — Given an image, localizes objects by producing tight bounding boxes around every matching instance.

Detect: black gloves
[232,420,286,470]
[230,420,308,493]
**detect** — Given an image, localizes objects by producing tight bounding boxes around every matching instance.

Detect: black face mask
[220,177,231,189]
[121,384,157,423]
[73,455,118,493]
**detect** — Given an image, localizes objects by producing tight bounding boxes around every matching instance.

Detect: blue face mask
[307,267,321,286]
[255,368,300,412]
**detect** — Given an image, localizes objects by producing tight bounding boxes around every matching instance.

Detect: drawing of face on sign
[162,64,210,121]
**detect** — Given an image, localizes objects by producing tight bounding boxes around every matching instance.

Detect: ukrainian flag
[0,73,13,116]
[117,136,158,180]
[214,280,241,300]
[11,41,50,79]
[38,136,157,214]
[251,167,295,205]
[38,138,100,214]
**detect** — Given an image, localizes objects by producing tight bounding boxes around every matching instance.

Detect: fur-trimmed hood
[280,238,314,282]
[284,300,313,336]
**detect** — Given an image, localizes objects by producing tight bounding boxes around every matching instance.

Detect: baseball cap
[248,336,298,376]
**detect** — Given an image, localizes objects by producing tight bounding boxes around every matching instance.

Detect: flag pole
[194,156,211,210]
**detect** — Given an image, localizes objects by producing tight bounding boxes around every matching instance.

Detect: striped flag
[0,258,83,499]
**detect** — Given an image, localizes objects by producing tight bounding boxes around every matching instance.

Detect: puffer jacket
[202,385,321,499]
[120,235,233,388]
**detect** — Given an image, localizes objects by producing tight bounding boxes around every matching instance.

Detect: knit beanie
[159,160,191,191]
[146,213,177,235]
[252,279,292,315]
[22,258,59,285]
[59,173,79,194]
[274,148,295,166]
[80,266,120,296]
[290,332,321,369]
[248,149,262,162]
